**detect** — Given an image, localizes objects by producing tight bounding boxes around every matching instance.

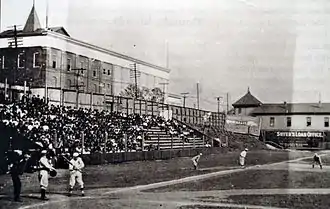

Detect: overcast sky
[2,0,330,111]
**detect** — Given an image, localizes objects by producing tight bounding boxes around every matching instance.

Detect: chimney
[318,93,322,107]
[283,101,288,113]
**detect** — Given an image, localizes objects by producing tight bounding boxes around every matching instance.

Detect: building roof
[232,88,262,107]
[0,5,170,74]
[251,102,330,115]
[48,27,70,37]
[23,5,42,32]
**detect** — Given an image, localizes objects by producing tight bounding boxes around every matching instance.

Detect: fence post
[171,135,173,150]
[157,134,160,150]
[81,131,84,156]
[142,132,145,151]
[124,133,128,151]
[104,132,108,163]
[193,135,195,149]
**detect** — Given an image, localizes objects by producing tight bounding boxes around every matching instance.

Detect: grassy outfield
[0,150,313,209]
[226,194,330,209]
[148,169,330,192]
[0,150,310,193]
[179,206,241,209]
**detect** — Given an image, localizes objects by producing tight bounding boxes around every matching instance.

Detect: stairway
[144,126,205,150]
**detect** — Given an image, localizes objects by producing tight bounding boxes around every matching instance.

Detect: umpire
[7,150,31,202]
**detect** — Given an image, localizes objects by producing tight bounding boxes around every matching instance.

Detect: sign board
[225,115,261,136]
[276,131,324,138]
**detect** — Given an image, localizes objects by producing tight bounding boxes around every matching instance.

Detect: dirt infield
[0,150,325,209]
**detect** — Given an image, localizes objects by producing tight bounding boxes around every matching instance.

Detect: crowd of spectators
[0,95,200,155]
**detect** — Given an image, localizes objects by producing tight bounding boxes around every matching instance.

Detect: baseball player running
[39,150,56,200]
[239,148,248,168]
[312,153,323,169]
[191,153,202,170]
[68,152,85,196]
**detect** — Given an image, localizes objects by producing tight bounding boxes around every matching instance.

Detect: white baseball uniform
[69,157,85,188]
[39,156,54,190]
[239,150,247,166]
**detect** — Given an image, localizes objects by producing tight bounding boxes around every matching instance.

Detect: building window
[53,76,57,87]
[107,84,110,89]
[93,70,96,77]
[238,108,242,114]
[67,58,71,71]
[17,53,25,68]
[325,117,329,127]
[66,79,72,89]
[52,54,57,68]
[306,117,311,127]
[33,52,41,68]
[108,69,111,75]
[270,117,275,127]
[286,117,291,127]
[93,84,97,93]
[103,69,106,74]
[80,61,84,69]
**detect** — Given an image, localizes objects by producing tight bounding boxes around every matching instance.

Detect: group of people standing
[6,149,85,202]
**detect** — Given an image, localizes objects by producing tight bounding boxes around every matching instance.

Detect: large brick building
[0,5,170,102]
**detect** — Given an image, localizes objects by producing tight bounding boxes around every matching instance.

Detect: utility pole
[181,92,189,108]
[159,82,169,103]
[196,82,200,110]
[6,25,22,100]
[216,96,223,114]
[226,92,229,114]
[131,62,139,99]
[70,68,86,109]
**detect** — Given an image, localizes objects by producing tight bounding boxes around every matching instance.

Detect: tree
[119,85,165,102]
[150,87,164,103]
[119,84,143,99]
[141,87,152,101]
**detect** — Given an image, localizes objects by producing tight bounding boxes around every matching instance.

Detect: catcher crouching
[38,150,56,200]
[69,152,85,196]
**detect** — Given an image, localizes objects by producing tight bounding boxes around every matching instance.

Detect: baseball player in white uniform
[69,152,85,196]
[39,150,56,200]
[191,153,202,170]
[239,148,248,168]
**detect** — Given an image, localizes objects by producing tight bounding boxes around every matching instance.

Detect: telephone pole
[129,63,140,99]
[216,96,223,114]
[159,82,169,103]
[70,68,86,108]
[196,82,200,110]
[226,92,229,114]
[181,92,189,108]
[133,63,138,99]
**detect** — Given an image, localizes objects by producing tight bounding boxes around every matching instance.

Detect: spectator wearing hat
[38,150,56,200]
[69,152,85,196]
[7,150,31,202]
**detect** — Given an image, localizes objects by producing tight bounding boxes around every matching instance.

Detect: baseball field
[0,149,328,209]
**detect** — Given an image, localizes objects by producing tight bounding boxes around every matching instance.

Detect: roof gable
[49,27,70,37]
[23,5,42,32]
[233,88,262,107]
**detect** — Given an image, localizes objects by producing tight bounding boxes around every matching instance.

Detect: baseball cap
[41,150,47,154]
[73,152,79,157]
[245,148,248,151]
